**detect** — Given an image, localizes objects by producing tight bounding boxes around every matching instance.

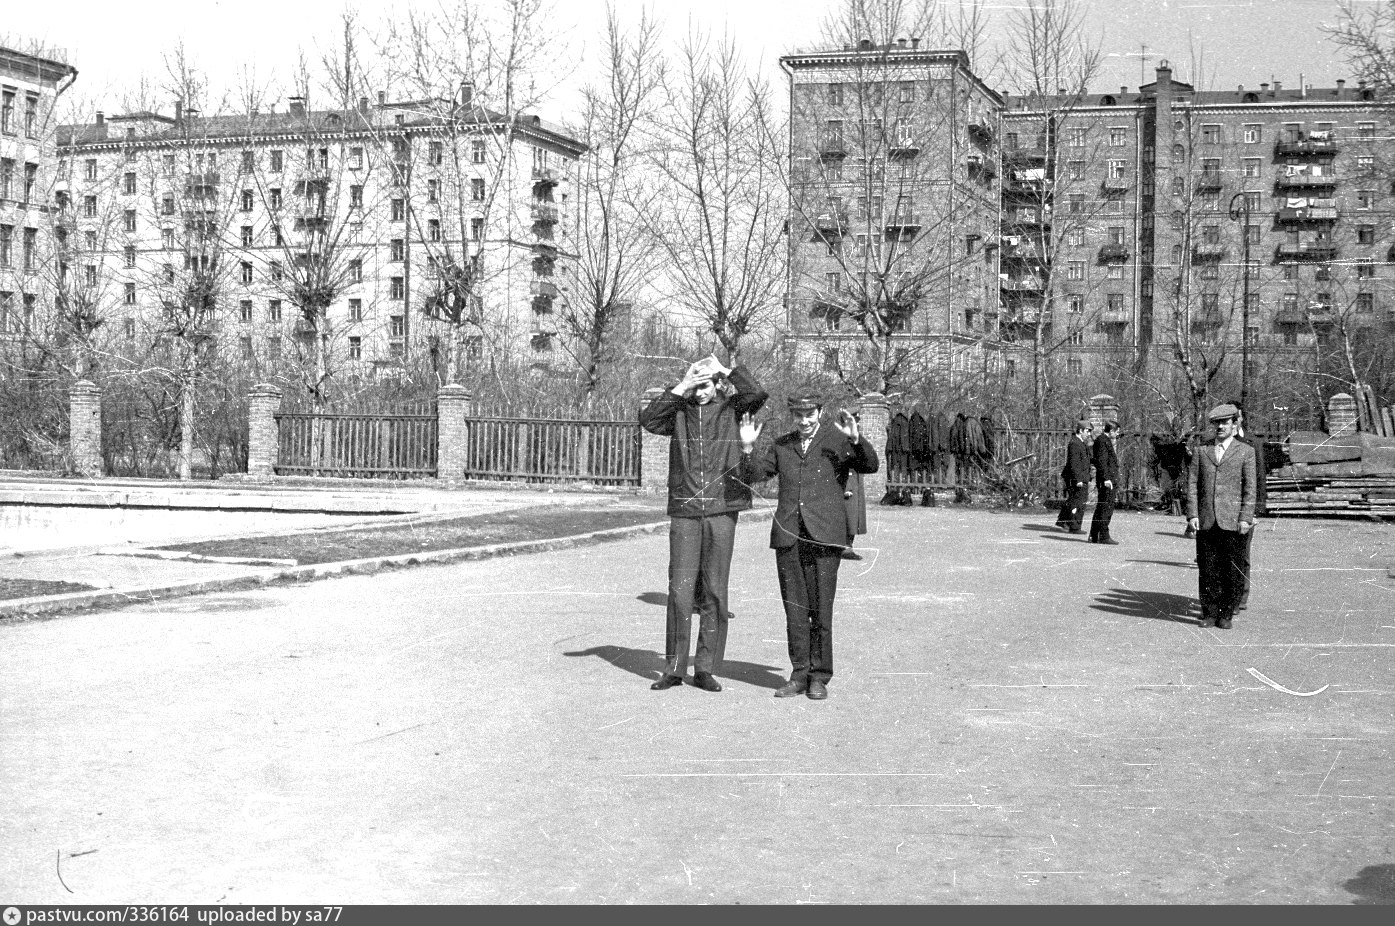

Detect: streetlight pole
[1228,191,1252,410]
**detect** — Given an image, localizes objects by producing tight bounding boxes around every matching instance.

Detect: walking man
[639,355,768,691]
[1056,419,1092,533]
[739,394,880,701]
[1089,420,1121,544]
[1185,403,1257,630]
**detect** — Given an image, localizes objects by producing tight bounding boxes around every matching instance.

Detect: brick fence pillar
[1327,392,1357,438]
[639,386,669,495]
[856,392,889,504]
[68,379,104,478]
[436,384,473,483]
[246,383,283,478]
[1087,393,1119,429]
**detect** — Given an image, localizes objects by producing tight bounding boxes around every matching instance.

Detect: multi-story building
[55,89,585,381]
[0,44,77,341]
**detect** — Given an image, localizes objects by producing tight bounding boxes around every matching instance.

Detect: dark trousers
[664,512,737,676]
[774,535,842,684]
[1057,480,1088,530]
[1089,486,1116,541]
[1196,525,1247,621]
[1238,526,1254,603]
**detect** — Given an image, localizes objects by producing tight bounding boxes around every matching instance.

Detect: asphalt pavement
[2,503,1393,904]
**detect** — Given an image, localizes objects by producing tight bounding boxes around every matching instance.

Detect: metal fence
[276,412,438,477]
[459,416,641,486]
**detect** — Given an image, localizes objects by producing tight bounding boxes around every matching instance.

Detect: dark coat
[1092,434,1120,489]
[639,365,768,518]
[1062,435,1091,486]
[909,411,932,468]
[1185,438,1257,531]
[744,422,880,549]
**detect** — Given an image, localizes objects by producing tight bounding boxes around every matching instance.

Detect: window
[270,188,282,209]
[828,83,844,106]
[1357,121,1376,139]
[269,261,283,281]
[161,154,176,176]
[317,148,329,170]
[25,94,38,137]
[1245,224,1261,245]
[390,315,405,336]
[1067,357,1083,375]
[1243,191,1262,211]
[120,172,135,195]
[1358,259,1375,279]
[1200,263,1218,280]
[240,261,253,284]
[1004,132,1019,150]
[1358,154,1375,173]
[1109,127,1126,147]
[121,317,135,341]
[1068,193,1084,213]
[429,141,444,165]
[118,209,135,235]
[391,198,405,221]
[268,299,282,322]
[1282,324,1298,346]
[1240,158,1261,179]
[82,158,97,181]
[390,239,404,261]
[1006,359,1017,380]
[348,147,363,170]
[1067,260,1085,281]
[1,226,13,268]
[81,194,97,218]
[1357,190,1376,210]
[1200,124,1221,144]
[241,225,253,246]
[238,300,253,322]
[1171,175,1184,195]
[470,178,485,202]
[1201,191,1219,212]
[0,90,14,134]
[267,336,281,359]
[270,150,283,172]
[122,245,135,269]
[1170,210,1183,232]
[1067,294,1084,314]
[1067,126,1086,147]
[1315,264,1331,282]
[1357,293,1375,314]
[471,217,484,241]
[1202,224,1220,244]
[390,277,404,300]
[1067,159,1084,180]
[348,336,362,360]
[1107,263,1124,279]
[428,219,440,242]
[0,159,9,199]
[1242,124,1261,144]
[471,140,486,164]
[1107,192,1125,214]
[348,298,363,322]
[1069,227,1085,246]
[1108,226,1126,245]
[21,163,34,202]
[21,227,34,270]
[1358,225,1376,245]
[1201,293,1219,314]
[342,184,359,210]
[822,348,840,371]
[349,259,362,283]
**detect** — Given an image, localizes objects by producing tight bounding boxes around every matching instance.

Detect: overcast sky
[5,0,1357,122]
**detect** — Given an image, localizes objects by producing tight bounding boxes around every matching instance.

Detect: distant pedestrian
[1185,403,1257,630]
[739,393,880,701]
[1056,419,1092,533]
[1089,421,1121,544]
[639,355,768,691]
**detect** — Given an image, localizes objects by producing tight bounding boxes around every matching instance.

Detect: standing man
[1185,403,1257,630]
[1089,420,1121,544]
[1230,401,1265,610]
[739,394,879,701]
[639,355,768,692]
[1056,419,1092,533]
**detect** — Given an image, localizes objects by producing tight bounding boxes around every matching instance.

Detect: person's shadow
[562,644,789,690]
[1343,864,1395,905]
[1091,588,1203,625]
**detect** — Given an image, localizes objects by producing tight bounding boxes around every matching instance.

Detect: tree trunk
[179,365,195,481]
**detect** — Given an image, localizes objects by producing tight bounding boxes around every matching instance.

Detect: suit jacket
[1092,435,1119,489]
[1185,438,1256,531]
[1062,435,1090,486]
[744,423,880,549]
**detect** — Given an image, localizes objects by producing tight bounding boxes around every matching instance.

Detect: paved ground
[2,504,1394,904]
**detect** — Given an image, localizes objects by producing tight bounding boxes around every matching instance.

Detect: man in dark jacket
[1185,403,1257,630]
[639,356,768,692]
[1055,419,1092,533]
[1089,420,1121,544]
[739,393,879,701]
[1231,401,1265,610]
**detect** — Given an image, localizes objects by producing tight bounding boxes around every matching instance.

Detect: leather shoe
[841,549,863,561]
[774,679,808,698]
[1215,617,1233,629]
[1197,617,1213,628]
[650,674,684,690]
[1100,538,1120,545]
[691,672,722,692]
[806,680,828,700]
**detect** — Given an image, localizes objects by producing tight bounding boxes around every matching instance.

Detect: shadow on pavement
[1125,559,1195,569]
[1343,864,1395,905]
[562,644,787,690]
[636,591,667,607]
[1091,588,1201,624]
[1021,523,1065,533]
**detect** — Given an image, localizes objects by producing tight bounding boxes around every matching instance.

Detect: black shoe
[806,680,828,700]
[1237,596,1249,611]
[691,672,722,692]
[1100,538,1120,545]
[1197,617,1214,628]
[650,674,684,690]
[1215,617,1233,629]
[841,549,863,561]
[774,679,808,698]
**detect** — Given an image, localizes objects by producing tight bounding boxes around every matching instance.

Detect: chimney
[1155,59,1172,88]
[1299,74,1306,98]
[377,90,387,105]
[174,99,182,121]
[459,81,474,107]
[910,36,921,49]
[897,37,908,49]
[1337,78,1346,97]
[1237,84,1244,93]
[1121,86,1128,95]
[1260,82,1269,92]
[1272,80,1282,94]
[359,96,369,113]
[1359,79,1368,89]
[289,96,306,118]
[95,111,104,126]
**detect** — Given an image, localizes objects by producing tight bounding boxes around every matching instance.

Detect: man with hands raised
[739,394,879,701]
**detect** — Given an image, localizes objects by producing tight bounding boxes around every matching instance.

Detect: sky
[3,0,1361,123]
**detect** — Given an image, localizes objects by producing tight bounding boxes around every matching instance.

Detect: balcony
[1101,176,1130,193]
[1275,306,1306,325]
[1275,243,1338,262]
[1099,243,1130,263]
[810,289,845,315]
[1100,306,1131,324]
[1000,242,1043,263]
[1275,203,1338,225]
[1192,308,1225,329]
[965,154,996,181]
[532,255,555,276]
[1195,172,1223,193]
[1192,243,1226,262]
[1005,208,1052,229]
[1275,169,1338,191]
[531,203,559,225]
[532,294,556,314]
[1003,145,1049,164]
[888,136,920,158]
[530,279,559,300]
[532,166,559,188]
[819,137,847,160]
[1274,136,1338,158]
[884,212,922,235]
[811,211,849,238]
[968,119,994,146]
[1000,276,1046,293]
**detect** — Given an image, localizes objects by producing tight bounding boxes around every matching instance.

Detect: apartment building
[0,44,77,340]
[780,41,1002,382]
[55,89,585,378]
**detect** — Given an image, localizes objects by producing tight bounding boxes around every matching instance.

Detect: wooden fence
[459,415,641,486]
[276,411,438,477]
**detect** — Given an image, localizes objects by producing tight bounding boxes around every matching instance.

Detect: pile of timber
[1266,474,1395,518]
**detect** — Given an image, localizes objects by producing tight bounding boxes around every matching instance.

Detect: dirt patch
[0,577,98,601]
[154,505,670,566]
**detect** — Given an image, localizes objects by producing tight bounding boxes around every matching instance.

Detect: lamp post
[1227,191,1253,409]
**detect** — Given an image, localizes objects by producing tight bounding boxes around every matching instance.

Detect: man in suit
[1185,403,1257,630]
[1089,420,1121,544]
[739,393,880,701]
[1056,419,1092,533]
[1230,401,1266,611]
[639,355,768,692]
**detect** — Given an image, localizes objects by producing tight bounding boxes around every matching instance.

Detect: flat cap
[787,392,823,412]
[1207,402,1240,422]
[1075,418,1094,430]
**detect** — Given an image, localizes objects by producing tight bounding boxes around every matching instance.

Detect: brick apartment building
[54,89,585,379]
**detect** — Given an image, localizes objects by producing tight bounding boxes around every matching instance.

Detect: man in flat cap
[640,354,768,692]
[1184,402,1257,629]
[1088,420,1121,544]
[1055,419,1093,533]
[738,393,879,700]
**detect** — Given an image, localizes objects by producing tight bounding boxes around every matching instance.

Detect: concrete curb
[0,507,776,621]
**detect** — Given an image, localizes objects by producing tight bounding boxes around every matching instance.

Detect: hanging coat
[909,409,932,470]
